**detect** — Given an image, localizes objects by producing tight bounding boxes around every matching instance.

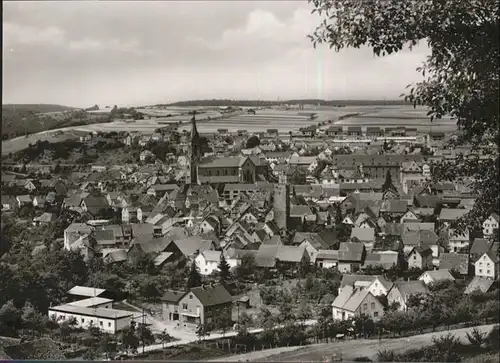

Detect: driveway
[213,324,497,362]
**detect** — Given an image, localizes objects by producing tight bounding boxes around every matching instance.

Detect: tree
[245,135,260,149]
[136,323,155,353]
[382,170,394,193]
[99,334,118,359]
[186,262,202,289]
[20,301,45,337]
[120,325,139,354]
[196,324,208,342]
[157,329,174,349]
[0,300,21,337]
[466,327,487,348]
[308,0,499,232]
[235,253,256,280]
[217,253,231,284]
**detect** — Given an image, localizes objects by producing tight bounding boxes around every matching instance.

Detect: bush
[486,325,499,351]
[466,327,486,348]
[376,349,396,362]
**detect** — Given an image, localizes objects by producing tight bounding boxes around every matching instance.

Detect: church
[188,115,269,185]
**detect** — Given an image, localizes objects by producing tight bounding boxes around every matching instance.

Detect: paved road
[138,320,318,354]
[214,324,497,362]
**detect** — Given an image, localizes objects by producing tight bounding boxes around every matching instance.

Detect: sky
[3,1,430,108]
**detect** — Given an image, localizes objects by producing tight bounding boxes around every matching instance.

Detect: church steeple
[189,112,202,184]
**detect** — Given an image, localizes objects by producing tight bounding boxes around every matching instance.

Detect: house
[407,246,433,270]
[1,195,16,211]
[80,194,110,217]
[363,251,400,271]
[63,223,94,251]
[464,276,496,294]
[291,231,337,263]
[386,280,429,311]
[195,251,222,276]
[331,286,384,321]
[439,253,469,276]
[482,213,499,236]
[337,242,365,273]
[474,251,499,279]
[32,196,46,208]
[122,207,138,223]
[470,238,498,263]
[438,208,470,226]
[161,290,186,323]
[48,304,136,334]
[339,274,392,297]
[16,195,32,208]
[350,227,375,252]
[32,212,57,226]
[140,150,155,162]
[447,228,470,253]
[175,284,233,330]
[315,250,339,269]
[418,269,455,285]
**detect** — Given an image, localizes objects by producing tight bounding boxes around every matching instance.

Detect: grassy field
[1,104,457,156]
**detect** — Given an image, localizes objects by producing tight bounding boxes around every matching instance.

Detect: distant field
[1,104,457,155]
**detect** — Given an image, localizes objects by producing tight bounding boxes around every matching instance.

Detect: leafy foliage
[186,262,202,289]
[217,253,231,284]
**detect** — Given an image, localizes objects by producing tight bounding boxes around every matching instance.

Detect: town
[0,104,498,360]
[2,0,498,361]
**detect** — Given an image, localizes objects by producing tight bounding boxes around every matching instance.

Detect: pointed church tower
[189,112,202,184]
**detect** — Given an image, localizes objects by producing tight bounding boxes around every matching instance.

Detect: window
[479,262,483,266]
[413,255,417,260]
[100,321,103,326]
[487,263,491,266]
[108,322,111,327]
[479,269,483,273]
[487,270,491,274]
[371,303,375,309]
[81,318,85,323]
[374,312,379,318]
[363,303,367,310]
[190,294,193,299]
[182,304,188,310]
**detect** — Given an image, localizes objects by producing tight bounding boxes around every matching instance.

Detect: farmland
[1,104,458,155]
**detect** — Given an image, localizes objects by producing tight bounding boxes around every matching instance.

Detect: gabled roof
[380,200,408,214]
[391,280,429,299]
[420,269,455,282]
[169,236,215,257]
[190,284,233,306]
[138,236,172,254]
[439,253,469,274]
[276,245,306,263]
[439,208,470,221]
[363,251,399,270]
[316,249,339,260]
[464,276,496,294]
[161,290,187,303]
[350,227,375,242]
[402,229,438,247]
[340,274,377,289]
[332,286,374,313]
[384,223,404,236]
[470,238,495,257]
[338,242,365,262]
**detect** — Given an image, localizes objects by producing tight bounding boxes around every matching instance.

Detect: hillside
[1,104,109,140]
[165,99,410,107]
[2,104,76,118]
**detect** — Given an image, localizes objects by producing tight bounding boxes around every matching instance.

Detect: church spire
[189,111,201,184]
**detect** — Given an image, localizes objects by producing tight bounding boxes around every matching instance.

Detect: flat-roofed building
[48,304,137,334]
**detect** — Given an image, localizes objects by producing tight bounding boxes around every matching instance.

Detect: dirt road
[215,324,496,362]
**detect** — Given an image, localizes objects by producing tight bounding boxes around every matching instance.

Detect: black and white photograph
[1,0,499,361]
